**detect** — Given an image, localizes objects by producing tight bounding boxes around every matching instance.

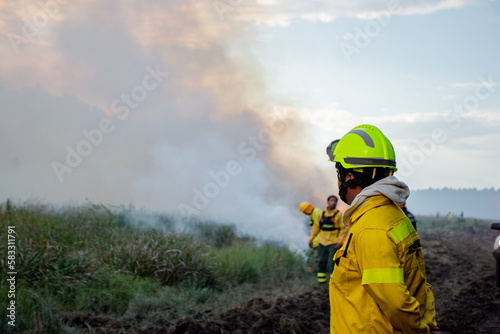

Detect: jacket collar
[350,195,393,224]
[342,176,409,227]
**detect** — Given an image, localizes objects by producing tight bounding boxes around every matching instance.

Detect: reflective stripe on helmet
[347,129,375,148]
[344,157,396,167]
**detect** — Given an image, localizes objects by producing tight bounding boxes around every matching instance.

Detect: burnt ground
[60,286,331,334]
[61,230,500,334]
[422,230,500,334]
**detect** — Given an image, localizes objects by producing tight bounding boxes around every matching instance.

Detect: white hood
[342,176,410,227]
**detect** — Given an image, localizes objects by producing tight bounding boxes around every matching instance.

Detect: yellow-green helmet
[326,124,397,171]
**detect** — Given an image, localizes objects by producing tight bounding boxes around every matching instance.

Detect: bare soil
[61,230,500,333]
[421,230,500,334]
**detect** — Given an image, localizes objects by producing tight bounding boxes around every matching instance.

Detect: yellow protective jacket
[309,207,322,227]
[330,195,437,334]
[309,208,322,248]
[310,208,345,247]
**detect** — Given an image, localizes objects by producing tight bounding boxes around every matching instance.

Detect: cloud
[451,81,499,88]
[226,0,473,27]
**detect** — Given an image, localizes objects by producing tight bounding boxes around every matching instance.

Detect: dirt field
[62,229,500,334]
[421,230,500,334]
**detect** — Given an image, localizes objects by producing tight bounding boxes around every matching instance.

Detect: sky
[1,0,499,246]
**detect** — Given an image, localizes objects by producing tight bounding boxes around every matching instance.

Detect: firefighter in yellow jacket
[308,195,345,283]
[299,202,322,248]
[326,125,439,334]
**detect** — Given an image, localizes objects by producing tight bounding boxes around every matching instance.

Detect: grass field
[415,212,493,233]
[0,200,315,333]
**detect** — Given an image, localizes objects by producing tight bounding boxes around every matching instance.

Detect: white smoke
[0,0,338,249]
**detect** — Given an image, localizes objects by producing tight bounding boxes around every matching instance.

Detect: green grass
[214,244,307,285]
[0,200,312,333]
[415,213,492,233]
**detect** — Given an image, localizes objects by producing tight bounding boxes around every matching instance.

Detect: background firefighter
[308,195,346,283]
[399,203,418,231]
[299,202,322,271]
[300,201,322,248]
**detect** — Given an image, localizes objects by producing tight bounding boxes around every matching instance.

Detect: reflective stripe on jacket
[310,208,345,246]
[329,195,436,334]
